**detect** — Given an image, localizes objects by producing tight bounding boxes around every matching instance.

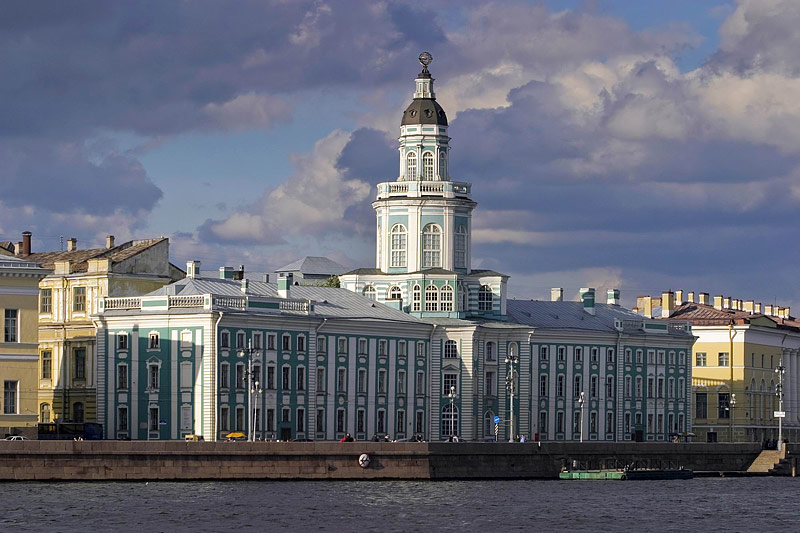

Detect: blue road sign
[493,416,501,424]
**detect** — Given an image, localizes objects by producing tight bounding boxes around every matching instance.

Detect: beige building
[11,232,183,425]
[641,290,800,443]
[0,254,49,434]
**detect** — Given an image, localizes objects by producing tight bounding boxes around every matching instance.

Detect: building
[0,254,49,434]
[274,256,346,285]
[643,290,800,443]
[93,54,695,442]
[10,232,184,425]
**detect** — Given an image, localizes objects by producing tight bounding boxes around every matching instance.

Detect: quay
[0,441,793,481]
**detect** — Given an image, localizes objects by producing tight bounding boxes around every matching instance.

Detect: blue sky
[3,0,800,310]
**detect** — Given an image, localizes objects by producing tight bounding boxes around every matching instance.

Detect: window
[441,404,458,436]
[41,351,52,380]
[267,366,275,389]
[220,331,230,349]
[668,351,675,365]
[444,340,458,359]
[297,367,305,391]
[440,285,454,312]
[357,409,366,434]
[252,332,262,350]
[149,407,159,431]
[422,224,441,268]
[590,375,598,398]
[556,411,564,433]
[221,363,230,388]
[316,409,325,433]
[678,377,684,395]
[540,346,549,361]
[647,350,655,364]
[718,392,730,419]
[358,339,367,355]
[607,348,615,363]
[377,409,386,433]
[478,285,493,311]
[398,340,407,357]
[636,350,643,364]
[679,351,686,366]
[696,392,708,418]
[295,335,305,353]
[74,348,86,380]
[117,407,128,432]
[539,411,548,437]
[575,347,582,362]
[416,411,424,434]
[3,309,18,342]
[439,150,447,180]
[607,412,614,435]
[625,349,632,363]
[396,410,406,434]
[657,377,664,398]
[378,369,387,394]
[3,381,18,414]
[297,408,305,433]
[40,289,52,313]
[539,375,547,397]
[117,364,128,390]
[606,376,614,398]
[282,367,290,390]
[220,406,230,432]
[358,369,367,393]
[282,335,291,352]
[573,412,581,434]
[718,352,729,366]
[417,341,426,359]
[73,402,84,423]
[317,336,325,354]
[486,371,496,396]
[379,339,387,356]
[635,376,642,397]
[625,376,632,397]
[390,224,407,267]
[388,286,403,301]
[624,413,631,434]
[267,409,275,432]
[422,151,434,179]
[363,286,376,300]
[647,414,654,434]
[337,368,347,392]
[416,371,425,395]
[573,375,582,398]
[118,333,128,350]
[557,375,565,397]
[149,332,159,349]
[443,373,458,396]
[424,284,438,312]
[406,152,417,180]
[454,225,467,269]
[591,348,599,362]
[282,408,290,423]
[236,407,245,432]
[696,352,707,366]
[237,364,246,389]
[486,342,496,362]
[149,364,160,390]
[73,287,86,312]
[398,370,407,395]
[337,409,346,433]
[557,346,566,361]
[317,368,325,392]
[647,377,654,398]
[338,337,347,354]
[590,412,597,434]
[412,285,422,312]
[267,334,276,350]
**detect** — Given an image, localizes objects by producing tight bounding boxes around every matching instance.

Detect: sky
[3,0,800,310]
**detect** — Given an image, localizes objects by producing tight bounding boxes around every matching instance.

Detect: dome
[401,99,448,126]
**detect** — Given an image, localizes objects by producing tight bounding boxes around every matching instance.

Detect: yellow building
[642,290,800,443]
[12,232,183,425]
[0,254,49,435]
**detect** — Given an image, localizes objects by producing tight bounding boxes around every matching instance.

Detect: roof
[669,302,800,329]
[0,254,47,271]
[507,300,653,333]
[0,242,15,256]
[22,238,167,273]
[147,276,426,324]
[275,256,346,276]
[340,267,507,277]
[401,98,448,126]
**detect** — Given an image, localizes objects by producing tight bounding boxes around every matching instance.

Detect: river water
[1,478,796,532]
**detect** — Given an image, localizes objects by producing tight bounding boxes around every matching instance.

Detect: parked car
[5,435,28,441]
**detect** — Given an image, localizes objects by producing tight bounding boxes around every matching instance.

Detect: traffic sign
[493,416,501,424]
[774,411,786,418]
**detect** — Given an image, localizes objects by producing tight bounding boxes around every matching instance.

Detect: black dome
[401,99,448,126]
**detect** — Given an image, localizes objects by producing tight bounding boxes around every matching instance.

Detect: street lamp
[578,391,585,443]
[505,353,518,442]
[251,380,263,440]
[448,385,457,438]
[729,393,736,442]
[238,340,260,442]
[776,359,785,451]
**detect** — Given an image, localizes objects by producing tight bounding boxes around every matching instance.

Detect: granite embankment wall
[0,441,762,481]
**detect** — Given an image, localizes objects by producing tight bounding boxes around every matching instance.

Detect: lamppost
[251,379,263,441]
[448,385,457,438]
[729,393,736,442]
[578,391,585,443]
[505,352,518,442]
[238,340,260,442]
[776,358,785,451]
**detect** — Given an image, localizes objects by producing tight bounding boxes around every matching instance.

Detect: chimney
[241,279,249,293]
[21,231,31,256]
[607,288,620,306]
[636,296,653,318]
[699,293,709,305]
[777,306,785,319]
[580,287,596,316]
[714,295,723,310]
[744,300,754,314]
[232,265,245,281]
[219,266,234,280]
[15,241,22,256]
[675,289,683,305]
[186,261,201,279]
[785,306,791,319]
[551,288,563,302]
[67,238,77,251]
[263,274,270,283]
[755,302,762,314]
[106,235,115,249]
[687,291,695,303]
[661,291,675,318]
[723,296,731,309]
[765,304,774,316]
[278,272,293,298]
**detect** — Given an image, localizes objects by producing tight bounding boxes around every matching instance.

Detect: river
[1,478,796,531]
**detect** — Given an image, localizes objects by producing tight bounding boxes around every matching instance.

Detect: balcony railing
[103,293,313,315]
[376,180,472,200]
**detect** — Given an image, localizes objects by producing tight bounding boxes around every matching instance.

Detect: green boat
[559,468,693,480]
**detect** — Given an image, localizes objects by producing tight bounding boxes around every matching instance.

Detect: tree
[319,275,340,288]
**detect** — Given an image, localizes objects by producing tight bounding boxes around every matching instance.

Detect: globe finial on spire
[419,51,433,68]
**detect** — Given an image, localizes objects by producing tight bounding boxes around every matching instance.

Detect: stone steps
[747,450,790,475]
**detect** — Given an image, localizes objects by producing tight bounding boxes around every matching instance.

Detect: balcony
[102,294,313,315]
[376,180,472,200]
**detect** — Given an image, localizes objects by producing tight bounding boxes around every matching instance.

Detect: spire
[413,51,435,99]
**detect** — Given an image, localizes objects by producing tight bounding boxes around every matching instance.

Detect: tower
[341,53,507,319]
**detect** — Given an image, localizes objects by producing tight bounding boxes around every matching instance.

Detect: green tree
[319,275,340,288]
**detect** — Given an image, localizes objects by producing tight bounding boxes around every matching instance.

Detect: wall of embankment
[0,441,764,481]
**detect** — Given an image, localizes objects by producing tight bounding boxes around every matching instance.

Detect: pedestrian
[520,434,527,443]
[340,432,354,442]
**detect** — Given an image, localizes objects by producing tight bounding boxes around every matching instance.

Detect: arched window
[73,402,84,423]
[363,286,376,300]
[40,403,51,423]
[407,152,417,181]
[412,284,421,312]
[484,410,494,437]
[423,152,434,180]
[388,286,402,301]
[478,285,493,311]
[442,404,458,437]
[444,340,458,358]
[422,224,441,268]
[425,284,438,312]
[439,150,447,180]
[440,284,454,312]
[390,224,407,267]
[454,224,467,269]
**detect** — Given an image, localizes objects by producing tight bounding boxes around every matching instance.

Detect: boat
[559,467,693,480]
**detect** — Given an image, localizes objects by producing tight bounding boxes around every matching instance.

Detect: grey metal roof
[274,256,346,276]
[401,98,447,126]
[148,277,425,324]
[506,300,645,333]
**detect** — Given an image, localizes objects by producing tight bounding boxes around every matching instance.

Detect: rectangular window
[624,413,631,434]
[635,377,642,397]
[379,340,387,356]
[557,375,564,397]
[607,348,615,363]
[282,367,290,390]
[647,414,653,434]
[236,364,246,389]
[282,335,291,352]
[397,410,405,434]
[624,376,631,397]
[117,333,128,350]
[657,414,663,434]
[267,366,275,389]
[668,378,675,398]
[416,371,425,395]
[40,289,52,313]
[657,377,664,398]
[718,352,729,366]
[590,412,597,433]
[358,339,367,355]
[590,348,598,362]
[267,334,276,351]
[398,370,407,395]
[539,345,548,361]
[74,348,86,380]
[252,332,262,350]
[298,336,306,352]
[282,408,290,423]
[398,341,407,357]
[236,332,245,349]
[267,409,275,432]
[485,371,495,396]
[573,412,581,434]
[117,364,128,390]
[696,392,708,418]
[149,364,159,390]
[556,411,564,433]
[297,408,305,433]
[118,406,128,432]
[378,369,387,394]
[220,406,230,432]
[317,367,325,392]
[357,409,365,434]
[625,349,632,363]
[235,407,245,431]
[338,338,347,354]
[297,367,305,391]
[317,336,325,354]
[575,347,583,362]
[606,412,614,434]
[606,376,614,398]
[220,331,230,349]
[539,411,548,437]
[337,368,347,392]
[557,346,565,361]
[636,350,643,364]
[647,350,655,364]
[417,341,425,359]
[149,332,159,349]
[377,410,386,434]
[316,408,325,433]
[443,373,458,395]
[590,375,598,398]
[251,364,261,385]
[41,350,52,380]
[337,409,345,433]
[696,352,707,366]
[416,411,424,434]
[221,363,230,389]
[647,377,654,398]
[3,309,18,342]
[73,287,86,312]
[658,351,665,365]
[3,380,18,414]
[357,369,367,393]
[539,375,547,397]
[718,392,730,419]
[149,406,159,431]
